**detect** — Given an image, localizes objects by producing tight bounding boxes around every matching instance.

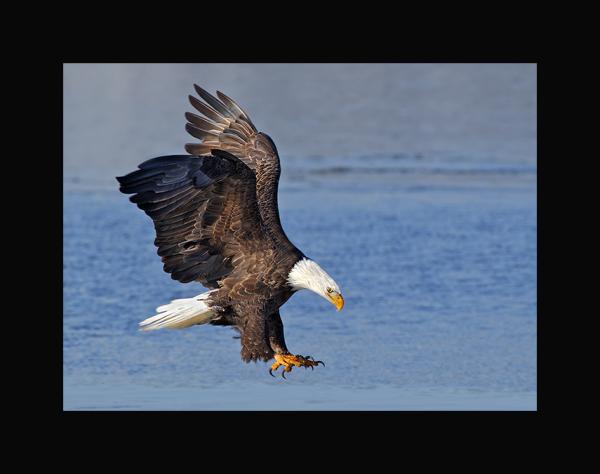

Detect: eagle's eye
[326,287,333,293]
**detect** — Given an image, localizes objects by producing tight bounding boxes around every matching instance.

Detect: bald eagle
[116,85,344,377]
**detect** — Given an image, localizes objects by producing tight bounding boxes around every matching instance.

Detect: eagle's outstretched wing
[185,85,299,256]
[117,151,270,288]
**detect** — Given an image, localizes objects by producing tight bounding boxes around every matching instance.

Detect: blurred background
[63,64,537,410]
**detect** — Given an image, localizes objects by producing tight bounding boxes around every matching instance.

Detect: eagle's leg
[267,311,324,378]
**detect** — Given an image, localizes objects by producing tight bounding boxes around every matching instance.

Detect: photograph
[63,63,537,410]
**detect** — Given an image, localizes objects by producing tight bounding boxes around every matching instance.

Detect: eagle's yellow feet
[269,353,324,378]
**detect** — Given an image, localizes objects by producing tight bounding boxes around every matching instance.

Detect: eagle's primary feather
[117,85,343,374]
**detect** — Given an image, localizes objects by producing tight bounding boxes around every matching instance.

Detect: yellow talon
[269,353,324,378]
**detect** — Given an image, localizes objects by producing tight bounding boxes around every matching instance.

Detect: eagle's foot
[269,353,324,378]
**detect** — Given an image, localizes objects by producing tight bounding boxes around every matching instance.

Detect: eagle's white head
[287,258,344,311]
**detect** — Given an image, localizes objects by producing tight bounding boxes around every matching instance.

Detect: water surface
[63,64,536,410]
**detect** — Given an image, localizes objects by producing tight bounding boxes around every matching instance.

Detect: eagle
[116,85,344,377]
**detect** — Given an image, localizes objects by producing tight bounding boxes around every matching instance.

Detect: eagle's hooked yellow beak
[329,292,344,311]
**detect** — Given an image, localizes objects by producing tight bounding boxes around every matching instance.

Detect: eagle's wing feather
[184,84,278,172]
[117,151,269,289]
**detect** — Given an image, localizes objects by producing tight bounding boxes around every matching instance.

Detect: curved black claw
[281,370,287,379]
[316,360,325,367]
[269,368,276,377]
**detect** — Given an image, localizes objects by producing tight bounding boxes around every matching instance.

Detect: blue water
[63,64,536,410]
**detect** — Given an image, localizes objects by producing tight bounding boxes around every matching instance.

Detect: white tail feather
[139,290,217,331]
